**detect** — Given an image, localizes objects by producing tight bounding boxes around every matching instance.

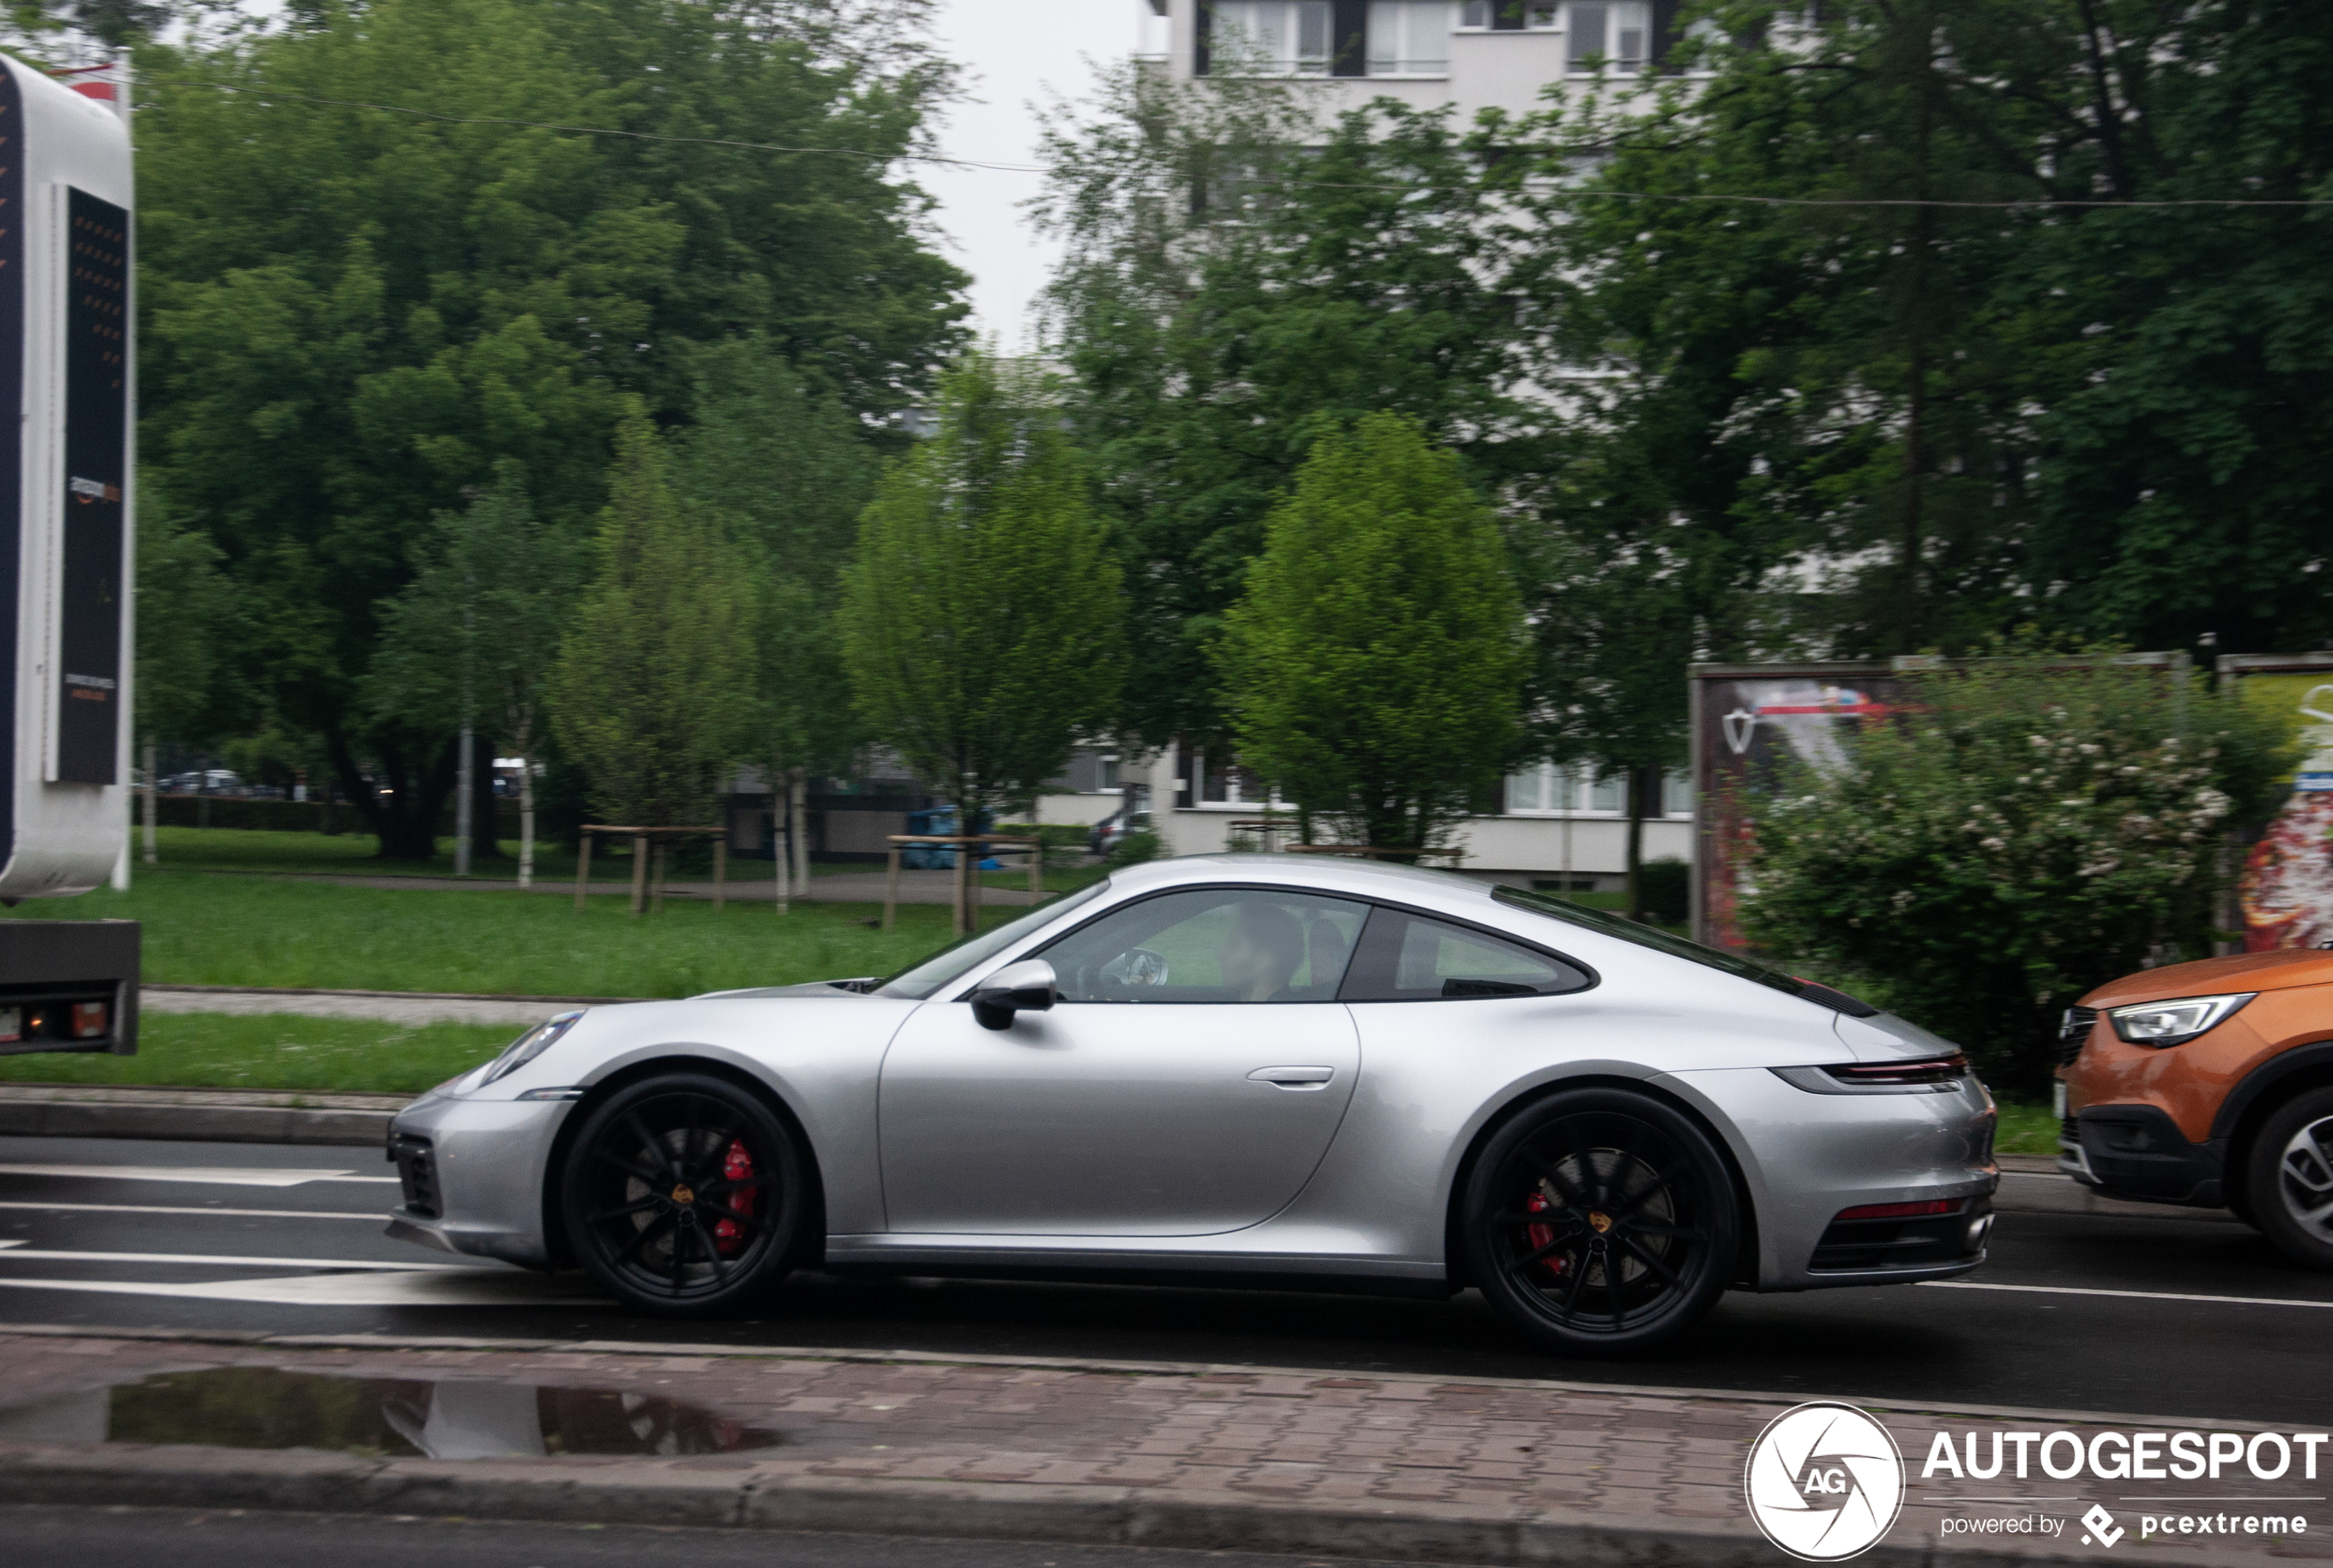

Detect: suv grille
[389,1133,440,1219]
[2058,1006,2099,1066]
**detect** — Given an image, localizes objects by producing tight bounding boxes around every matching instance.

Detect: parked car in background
[385,855,1998,1355]
[1088,797,1153,859]
[2058,948,2333,1269]
[158,769,246,795]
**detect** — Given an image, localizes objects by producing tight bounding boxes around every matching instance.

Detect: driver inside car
[1219,901,1306,1002]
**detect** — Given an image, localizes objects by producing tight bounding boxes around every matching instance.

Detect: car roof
[1106,852,1504,912]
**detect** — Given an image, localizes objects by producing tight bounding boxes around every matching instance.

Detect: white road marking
[1922,1280,2333,1310]
[0,1200,382,1221]
[0,1164,398,1188]
[0,1247,470,1271]
[0,1271,603,1307]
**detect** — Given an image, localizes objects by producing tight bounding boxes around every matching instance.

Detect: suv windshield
[876,880,1111,1000]
[1491,886,1805,1001]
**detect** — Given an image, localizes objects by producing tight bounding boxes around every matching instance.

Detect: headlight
[2106,992,2255,1048]
[480,1010,586,1084]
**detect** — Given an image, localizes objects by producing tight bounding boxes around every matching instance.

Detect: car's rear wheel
[1461,1088,1737,1357]
[560,1072,806,1316]
[2248,1086,2333,1270]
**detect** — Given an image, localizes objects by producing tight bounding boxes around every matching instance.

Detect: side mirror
[971,958,1057,1032]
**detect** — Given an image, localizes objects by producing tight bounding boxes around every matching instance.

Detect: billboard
[2224,653,2333,952]
[1688,662,1900,950]
[1688,653,2191,952]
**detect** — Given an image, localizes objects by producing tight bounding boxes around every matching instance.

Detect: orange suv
[2057,948,2333,1268]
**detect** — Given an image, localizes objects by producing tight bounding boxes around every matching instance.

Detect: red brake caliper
[714,1140,755,1255]
[1526,1190,1568,1278]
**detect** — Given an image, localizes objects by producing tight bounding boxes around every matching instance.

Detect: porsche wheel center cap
[671,1184,694,1204]
[1588,1212,1613,1234]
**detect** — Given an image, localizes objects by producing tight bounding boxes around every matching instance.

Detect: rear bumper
[2057,1104,2225,1208]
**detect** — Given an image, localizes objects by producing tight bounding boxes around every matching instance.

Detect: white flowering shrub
[1741,661,2289,1091]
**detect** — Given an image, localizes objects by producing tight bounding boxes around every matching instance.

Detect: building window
[1211,1,1334,75]
[1460,0,1560,30]
[1663,769,1694,818]
[1369,0,1453,72]
[1100,754,1121,792]
[1567,1,1650,71]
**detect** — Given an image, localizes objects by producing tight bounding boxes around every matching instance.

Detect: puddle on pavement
[0,1365,784,1459]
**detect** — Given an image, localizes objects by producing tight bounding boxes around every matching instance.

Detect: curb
[0,1087,404,1146]
[0,1443,2155,1567]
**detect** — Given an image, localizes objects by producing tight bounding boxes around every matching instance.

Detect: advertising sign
[2224,653,2333,951]
[1688,663,1899,949]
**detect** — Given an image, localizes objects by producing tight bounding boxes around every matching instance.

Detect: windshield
[1491,886,1805,1001]
[876,880,1111,1000]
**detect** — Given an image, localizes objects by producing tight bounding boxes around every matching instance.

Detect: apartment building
[1144,0,1685,117]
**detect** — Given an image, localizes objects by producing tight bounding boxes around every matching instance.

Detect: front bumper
[381,1089,575,1268]
[2057,1103,2225,1208]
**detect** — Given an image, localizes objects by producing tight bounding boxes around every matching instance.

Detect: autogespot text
[1922,1428,2330,1482]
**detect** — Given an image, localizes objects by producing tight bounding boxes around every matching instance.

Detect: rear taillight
[1823,1054,1968,1088]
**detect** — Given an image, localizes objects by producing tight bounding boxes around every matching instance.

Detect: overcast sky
[920,1,1165,354]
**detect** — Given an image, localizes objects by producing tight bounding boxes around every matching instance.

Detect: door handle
[1247,1066,1336,1089]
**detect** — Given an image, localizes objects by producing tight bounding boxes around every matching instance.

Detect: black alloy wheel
[1462,1088,1737,1356]
[560,1072,806,1316]
[2246,1085,2333,1271]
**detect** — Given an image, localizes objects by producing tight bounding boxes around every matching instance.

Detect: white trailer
[0,53,138,1056]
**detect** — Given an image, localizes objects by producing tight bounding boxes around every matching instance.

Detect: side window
[1339,908,1592,1001]
[1040,888,1369,1003]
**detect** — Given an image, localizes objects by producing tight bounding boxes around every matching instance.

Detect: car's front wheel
[2247,1086,2333,1271]
[1461,1088,1737,1357]
[560,1072,806,1316]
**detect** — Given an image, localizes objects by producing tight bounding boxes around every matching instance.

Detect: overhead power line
[195,83,2333,209]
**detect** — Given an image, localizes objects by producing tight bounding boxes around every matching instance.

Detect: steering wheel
[1090,947,1169,998]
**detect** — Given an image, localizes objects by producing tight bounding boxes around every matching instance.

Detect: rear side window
[1338,907,1593,1001]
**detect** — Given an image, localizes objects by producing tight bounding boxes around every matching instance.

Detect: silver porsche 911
[385,855,1998,1353]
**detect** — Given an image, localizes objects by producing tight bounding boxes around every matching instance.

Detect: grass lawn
[1995,1098,2059,1156]
[0,1013,518,1095]
[5,864,966,998]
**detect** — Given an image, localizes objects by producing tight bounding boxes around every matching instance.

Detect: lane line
[0,1163,397,1188]
[0,1246,470,1271]
[1921,1280,2333,1310]
[0,1199,382,1221]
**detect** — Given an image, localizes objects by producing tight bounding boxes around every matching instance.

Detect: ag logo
[1743,1402,1906,1561]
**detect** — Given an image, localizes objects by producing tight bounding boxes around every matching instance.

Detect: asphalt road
[2,1134,2329,1426]
[0,1506,1388,1568]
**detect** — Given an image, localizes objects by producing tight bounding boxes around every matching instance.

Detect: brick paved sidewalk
[0,1332,2322,1563]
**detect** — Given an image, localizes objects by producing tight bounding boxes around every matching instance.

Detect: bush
[1740,658,2289,1093]
[1638,858,1690,926]
[1107,830,1162,868]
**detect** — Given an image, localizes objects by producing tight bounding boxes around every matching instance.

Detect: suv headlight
[2106,992,2255,1048]
[481,1010,586,1084]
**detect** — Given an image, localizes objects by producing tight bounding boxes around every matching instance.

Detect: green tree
[368,462,586,883]
[131,491,237,862]
[547,409,759,829]
[671,338,878,903]
[1740,658,2290,1091]
[1216,415,1525,855]
[837,354,1124,909]
[1036,63,1553,750]
[2023,1,2333,655]
[136,0,965,855]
